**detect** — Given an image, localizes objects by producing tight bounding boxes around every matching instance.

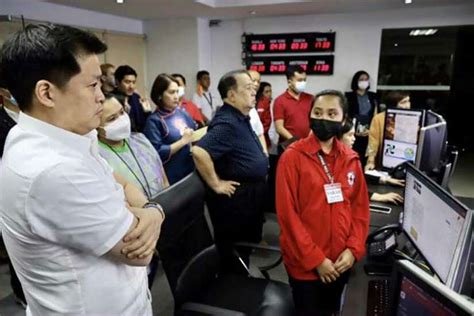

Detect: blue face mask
[8,95,19,107]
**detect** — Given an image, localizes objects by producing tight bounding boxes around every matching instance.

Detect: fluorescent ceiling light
[116,0,124,3]
[409,29,438,36]
[405,0,412,4]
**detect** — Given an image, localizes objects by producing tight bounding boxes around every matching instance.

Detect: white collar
[18,112,98,156]
[3,106,19,123]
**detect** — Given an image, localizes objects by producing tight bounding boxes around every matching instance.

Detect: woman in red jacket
[276,90,370,316]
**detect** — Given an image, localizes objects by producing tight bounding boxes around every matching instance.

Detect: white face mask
[103,113,131,141]
[294,81,307,93]
[358,80,369,90]
[177,86,185,98]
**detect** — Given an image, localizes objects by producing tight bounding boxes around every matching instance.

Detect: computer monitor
[402,164,471,287]
[381,108,425,170]
[390,260,474,316]
[415,121,448,174]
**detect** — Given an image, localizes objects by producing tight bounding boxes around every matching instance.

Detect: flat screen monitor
[415,121,447,173]
[391,260,474,316]
[402,164,471,286]
[381,108,424,170]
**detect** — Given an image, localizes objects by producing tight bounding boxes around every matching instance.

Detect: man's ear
[34,80,57,109]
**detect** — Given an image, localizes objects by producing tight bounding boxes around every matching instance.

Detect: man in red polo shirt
[274,65,313,142]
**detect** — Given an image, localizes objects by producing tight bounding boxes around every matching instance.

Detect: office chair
[153,172,295,316]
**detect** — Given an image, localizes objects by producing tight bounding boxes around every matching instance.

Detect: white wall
[144,18,200,100]
[0,0,143,34]
[210,4,474,98]
[197,18,212,72]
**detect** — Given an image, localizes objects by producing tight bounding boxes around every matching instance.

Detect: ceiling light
[394,43,399,47]
[405,0,412,4]
[250,10,257,15]
[409,29,438,36]
[116,0,124,4]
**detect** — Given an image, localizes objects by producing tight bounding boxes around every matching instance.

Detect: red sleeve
[258,99,272,133]
[273,97,285,121]
[276,151,326,271]
[345,160,370,260]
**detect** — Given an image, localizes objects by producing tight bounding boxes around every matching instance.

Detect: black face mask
[310,118,343,141]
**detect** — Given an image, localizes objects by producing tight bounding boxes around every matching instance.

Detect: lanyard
[203,92,213,110]
[317,152,334,184]
[106,140,153,199]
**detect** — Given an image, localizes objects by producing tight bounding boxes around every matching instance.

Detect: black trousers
[289,271,350,316]
[206,180,266,274]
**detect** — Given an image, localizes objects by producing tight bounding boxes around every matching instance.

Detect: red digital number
[258,43,265,51]
[315,41,322,49]
[251,43,258,51]
[321,64,330,72]
[270,43,278,51]
[278,43,286,50]
[250,65,258,71]
[301,42,308,50]
[258,65,266,72]
[300,64,307,71]
[291,42,299,50]
[322,41,331,49]
[270,65,278,72]
[278,64,286,72]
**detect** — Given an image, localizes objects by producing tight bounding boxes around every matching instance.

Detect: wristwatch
[143,202,165,220]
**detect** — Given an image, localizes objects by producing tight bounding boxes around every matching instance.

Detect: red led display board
[244,32,335,54]
[246,56,334,75]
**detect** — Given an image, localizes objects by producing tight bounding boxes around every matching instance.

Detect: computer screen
[392,260,474,316]
[403,164,470,285]
[382,108,424,169]
[415,121,447,173]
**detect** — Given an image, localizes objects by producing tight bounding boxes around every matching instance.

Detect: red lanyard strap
[317,152,334,184]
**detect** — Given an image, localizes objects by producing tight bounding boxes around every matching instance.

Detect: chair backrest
[152,172,214,301]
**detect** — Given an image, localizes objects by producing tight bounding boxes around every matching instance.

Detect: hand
[386,177,405,187]
[140,98,152,112]
[181,128,194,145]
[122,207,164,259]
[212,180,240,197]
[316,258,340,284]
[365,162,375,171]
[371,192,404,205]
[334,249,355,274]
[356,130,369,137]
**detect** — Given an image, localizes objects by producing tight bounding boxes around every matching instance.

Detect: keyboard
[367,279,391,316]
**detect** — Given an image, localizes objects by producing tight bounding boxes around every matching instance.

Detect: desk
[342,183,404,316]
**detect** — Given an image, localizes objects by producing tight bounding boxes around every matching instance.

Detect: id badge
[324,183,344,204]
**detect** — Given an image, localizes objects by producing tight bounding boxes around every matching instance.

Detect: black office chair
[153,172,295,316]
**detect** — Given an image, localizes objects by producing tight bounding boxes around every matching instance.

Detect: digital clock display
[247,56,334,75]
[244,32,335,54]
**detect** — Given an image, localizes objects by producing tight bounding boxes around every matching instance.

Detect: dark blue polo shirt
[198,103,268,181]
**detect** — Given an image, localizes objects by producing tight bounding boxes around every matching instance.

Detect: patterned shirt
[99,133,167,199]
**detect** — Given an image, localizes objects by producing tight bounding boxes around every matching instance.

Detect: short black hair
[217,69,249,100]
[150,73,178,109]
[312,89,349,118]
[340,117,355,136]
[196,70,209,81]
[172,73,186,85]
[0,23,107,111]
[383,90,410,108]
[286,65,306,80]
[350,70,370,91]
[104,92,126,108]
[114,65,137,83]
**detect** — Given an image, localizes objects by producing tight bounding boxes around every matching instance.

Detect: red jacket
[276,132,369,280]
